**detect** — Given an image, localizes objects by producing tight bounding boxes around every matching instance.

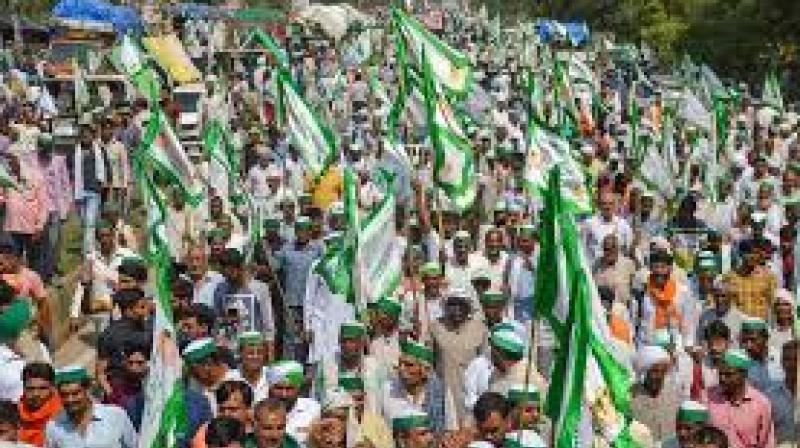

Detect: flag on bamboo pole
[552,58,578,139]
[139,108,202,206]
[391,6,472,95]
[535,169,638,448]
[420,50,477,213]
[314,166,358,302]
[133,128,189,448]
[762,71,784,113]
[276,68,337,181]
[246,28,289,67]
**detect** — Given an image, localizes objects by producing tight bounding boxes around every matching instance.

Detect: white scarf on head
[73,141,106,199]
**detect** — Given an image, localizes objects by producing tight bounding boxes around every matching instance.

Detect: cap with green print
[676,400,709,423]
[400,339,435,365]
[267,360,305,387]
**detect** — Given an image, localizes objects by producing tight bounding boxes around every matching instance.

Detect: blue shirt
[45,403,137,448]
[277,242,323,307]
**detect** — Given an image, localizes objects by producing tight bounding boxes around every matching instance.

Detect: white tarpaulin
[295,4,370,40]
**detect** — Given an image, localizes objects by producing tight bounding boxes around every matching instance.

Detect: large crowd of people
[0,2,796,448]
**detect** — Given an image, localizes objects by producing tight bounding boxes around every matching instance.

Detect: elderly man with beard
[44,366,137,447]
[430,289,486,427]
[631,345,683,444]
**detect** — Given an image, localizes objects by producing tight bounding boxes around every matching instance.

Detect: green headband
[677,407,709,424]
[392,413,430,431]
[507,388,540,404]
[55,366,90,386]
[480,291,507,305]
[183,338,217,364]
[338,374,364,391]
[375,296,402,318]
[238,331,264,346]
[722,348,752,370]
[340,322,367,339]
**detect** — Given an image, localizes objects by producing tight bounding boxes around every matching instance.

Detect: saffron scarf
[647,276,682,330]
[18,393,62,446]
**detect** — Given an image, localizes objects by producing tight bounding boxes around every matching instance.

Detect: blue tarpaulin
[535,19,590,46]
[52,0,142,35]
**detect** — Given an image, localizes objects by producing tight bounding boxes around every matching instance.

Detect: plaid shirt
[723,271,776,320]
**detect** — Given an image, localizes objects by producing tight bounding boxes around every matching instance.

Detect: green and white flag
[276,69,337,181]
[524,120,591,214]
[315,166,359,303]
[110,35,161,101]
[354,170,404,311]
[392,7,472,95]
[246,28,289,68]
[134,149,188,448]
[763,71,784,113]
[201,119,239,182]
[421,50,477,212]
[535,169,637,448]
[140,108,202,206]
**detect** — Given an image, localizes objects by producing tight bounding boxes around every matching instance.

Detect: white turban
[634,345,671,376]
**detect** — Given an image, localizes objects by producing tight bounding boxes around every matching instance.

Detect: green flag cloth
[392,7,472,95]
[420,50,477,213]
[535,169,638,448]
[276,69,337,181]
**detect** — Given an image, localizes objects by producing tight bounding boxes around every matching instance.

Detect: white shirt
[229,367,269,404]
[287,397,321,446]
[582,215,633,262]
[0,344,24,401]
[463,355,493,412]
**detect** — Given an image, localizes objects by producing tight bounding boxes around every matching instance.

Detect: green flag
[421,50,477,212]
[392,7,472,95]
[276,69,337,181]
[536,169,638,448]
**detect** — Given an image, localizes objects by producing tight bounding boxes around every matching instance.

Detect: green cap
[375,296,402,318]
[237,331,264,346]
[506,383,540,404]
[392,408,430,431]
[722,348,752,370]
[267,360,305,387]
[740,317,768,332]
[0,298,32,342]
[400,339,435,365]
[182,337,217,364]
[340,321,367,339]
[264,218,281,230]
[55,365,90,386]
[490,329,525,360]
[295,216,312,230]
[676,400,709,423]
[338,372,364,391]
[480,289,507,305]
